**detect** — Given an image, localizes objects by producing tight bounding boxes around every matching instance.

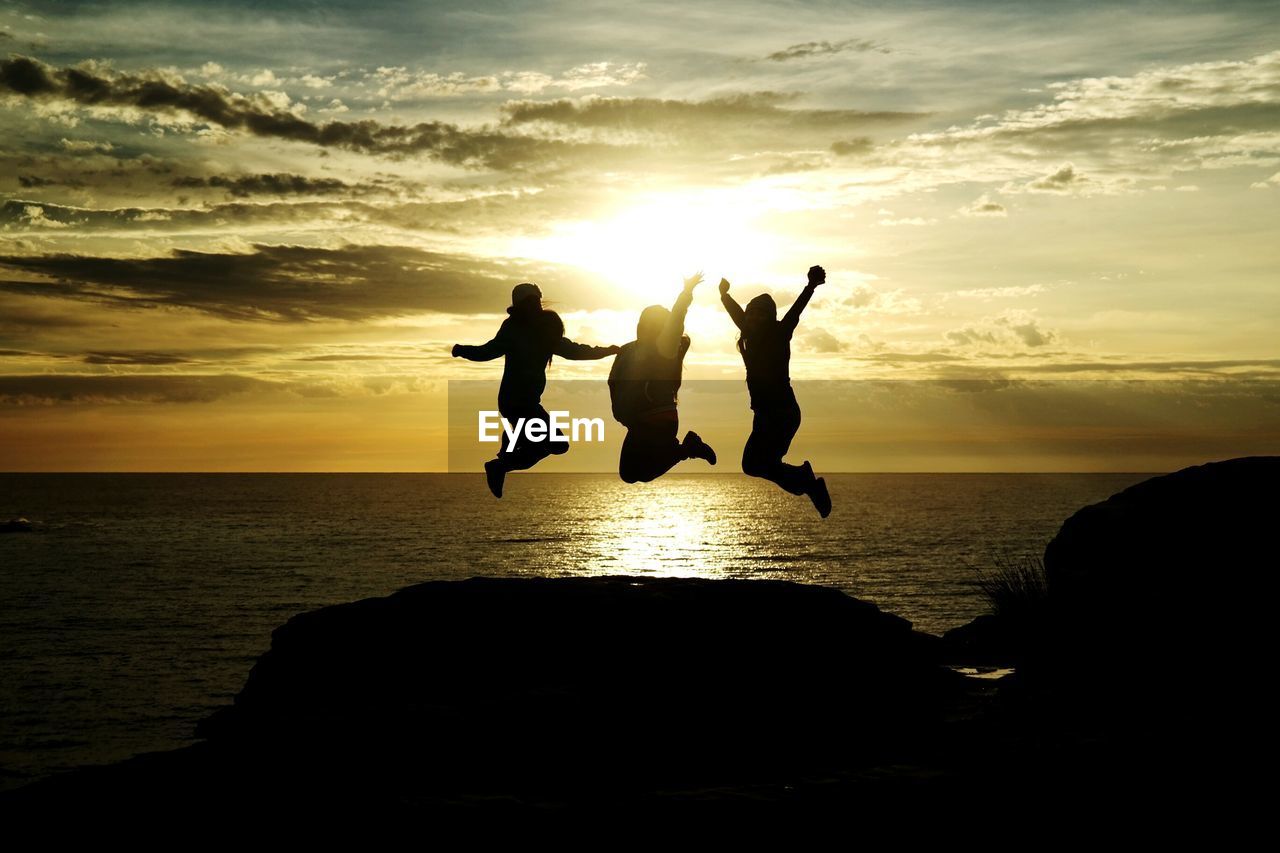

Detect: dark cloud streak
[0,373,277,405]
[500,92,919,134]
[171,173,363,197]
[765,38,889,62]
[0,243,611,321]
[0,55,574,170]
[82,351,194,365]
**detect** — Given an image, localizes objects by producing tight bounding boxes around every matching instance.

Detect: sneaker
[801,460,815,483]
[681,431,717,465]
[808,477,832,518]
[484,458,506,498]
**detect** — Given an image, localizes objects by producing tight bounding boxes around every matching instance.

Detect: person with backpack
[719,266,832,517]
[453,282,620,497]
[608,272,717,483]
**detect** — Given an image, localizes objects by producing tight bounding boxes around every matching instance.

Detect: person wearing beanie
[453,283,620,497]
[719,266,831,517]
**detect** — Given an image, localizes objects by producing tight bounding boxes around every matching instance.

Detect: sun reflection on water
[588,483,719,577]
[568,474,802,580]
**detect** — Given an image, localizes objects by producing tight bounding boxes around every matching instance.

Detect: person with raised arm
[609,272,717,483]
[719,265,831,517]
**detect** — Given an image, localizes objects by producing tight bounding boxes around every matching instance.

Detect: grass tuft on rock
[975,553,1049,620]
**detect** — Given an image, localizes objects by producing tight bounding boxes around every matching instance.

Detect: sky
[1,0,1277,471]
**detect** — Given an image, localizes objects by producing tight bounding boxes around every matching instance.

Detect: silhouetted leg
[618,413,685,483]
[496,403,564,472]
[741,399,811,495]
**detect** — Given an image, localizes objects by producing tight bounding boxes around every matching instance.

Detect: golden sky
[1,0,1277,470]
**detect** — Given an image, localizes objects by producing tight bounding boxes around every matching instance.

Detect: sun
[507,189,784,302]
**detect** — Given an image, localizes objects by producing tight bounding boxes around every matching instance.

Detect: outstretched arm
[554,339,621,360]
[719,278,746,330]
[781,265,825,332]
[452,320,510,361]
[658,271,702,358]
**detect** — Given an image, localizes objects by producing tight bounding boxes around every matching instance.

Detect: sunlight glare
[508,190,783,302]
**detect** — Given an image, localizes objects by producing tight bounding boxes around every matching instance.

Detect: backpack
[608,342,645,427]
[607,337,690,427]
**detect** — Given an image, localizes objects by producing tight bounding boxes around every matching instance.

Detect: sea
[0,471,1148,792]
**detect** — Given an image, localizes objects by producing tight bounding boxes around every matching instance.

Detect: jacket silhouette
[609,273,716,483]
[454,282,618,497]
[720,266,831,517]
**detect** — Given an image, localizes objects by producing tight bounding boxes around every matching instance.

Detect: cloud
[0,373,277,405]
[946,310,1058,350]
[170,173,365,197]
[499,92,921,137]
[765,39,889,62]
[59,138,114,154]
[915,51,1280,145]
[3,53,933,186]
[830,137,874,156]
[369,66,501,99]
[0,55,576,171]
[1005,358,1280,376]
[0,193,596,240]
[0,295,98,331]
[1,149,181,200]
[877,216,935,226]
[0,243,611,322]
[82,350,194,365]
[18,174,75,188]
[1028,163,1085,192]
[1004,162,1093,194]
[533,61,647,93]
[1,198,360,232]
[14,204,69,228]
[945,284,1046,300]
[799,327,845,353]
[893,51,1280,193]
[851,351,965,364]
[959,194,1007,217]
[371,61,646,99]
[845,283,880,309]
[1005,318,1055,348]
[840,282,921,314]
[1250,171,1280,189]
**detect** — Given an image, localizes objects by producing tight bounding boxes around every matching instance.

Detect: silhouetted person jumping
[453,282,619,497]
[720,266,832,517]
[609,272,717,483]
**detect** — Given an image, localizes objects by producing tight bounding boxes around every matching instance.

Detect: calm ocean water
[0,472,1147,791]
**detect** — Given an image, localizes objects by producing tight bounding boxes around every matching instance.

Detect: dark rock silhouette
[1040,456,1276,683]
[6,576,994,820]
[198,575,958,772]
[940,612,1021,666]
[7,462,1273,823]
[938,456,1277,764]
[941,457,1277,670]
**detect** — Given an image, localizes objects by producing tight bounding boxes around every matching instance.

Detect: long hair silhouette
[608,273,717,484]
[720,266,831,517]
[452,283,619,497]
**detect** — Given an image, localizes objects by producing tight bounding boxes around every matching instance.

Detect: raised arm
[718,278,746,330]
[658,271,702,358]
[452,319,511,361]
[781,265,825,332]
[554,338,620,360]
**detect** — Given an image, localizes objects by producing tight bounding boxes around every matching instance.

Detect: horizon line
[0,470,1170,476]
